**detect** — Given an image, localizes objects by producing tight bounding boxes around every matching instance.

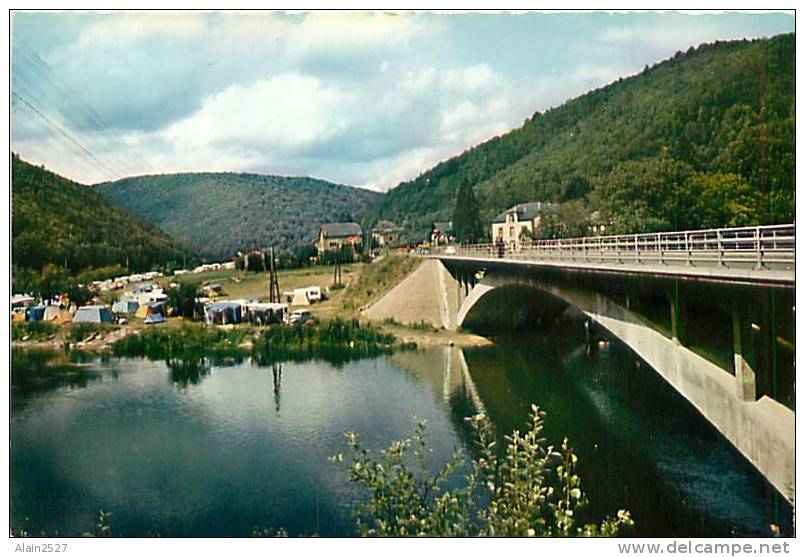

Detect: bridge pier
[732,305,757,402]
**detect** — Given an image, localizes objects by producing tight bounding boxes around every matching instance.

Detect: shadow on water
[449,314,793,537]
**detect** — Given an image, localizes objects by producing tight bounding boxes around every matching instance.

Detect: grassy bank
[338,254,421,314]
[110,318,413,366]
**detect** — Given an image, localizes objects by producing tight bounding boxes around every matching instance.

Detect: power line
[12,91,124,180]
[12,37,155,173]
[11,43,142,178]
[11,37,156,178]
[11,69,134,179]
[11,99,103,180]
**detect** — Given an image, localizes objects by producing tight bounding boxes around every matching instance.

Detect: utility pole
[268,247,281,303]
[333,248,342,286]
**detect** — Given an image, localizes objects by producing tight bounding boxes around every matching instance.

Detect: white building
[491,202,556,249]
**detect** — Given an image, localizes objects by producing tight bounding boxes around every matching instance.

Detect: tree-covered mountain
[372,33,794,240]
[95,172,383,258]
[12,154,189,276]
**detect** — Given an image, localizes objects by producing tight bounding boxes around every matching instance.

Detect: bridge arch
[457,281,569,334]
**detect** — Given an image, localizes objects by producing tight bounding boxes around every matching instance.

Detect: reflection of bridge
[365,224,795,500]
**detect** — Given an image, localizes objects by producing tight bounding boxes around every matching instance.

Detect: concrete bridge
[364,224,795,501]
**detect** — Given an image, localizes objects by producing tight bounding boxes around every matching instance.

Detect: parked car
[285,309,313,325]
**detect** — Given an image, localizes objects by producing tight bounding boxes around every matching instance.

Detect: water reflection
[11,319,793,538]
[167,356,211,388]
[272,362,282,413]
[394,318,793,538]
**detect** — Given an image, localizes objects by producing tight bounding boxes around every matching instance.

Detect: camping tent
[112,299,140,315]
[204,301,242,325]
[243,302,288,325]
[135,301,166,320]
[42,305,73,323]
[72,305,114,324]
[43,305,59,321]
[144,312,167,325]
[26,305,46,321]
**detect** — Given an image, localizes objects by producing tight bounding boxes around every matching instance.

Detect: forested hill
[95,173,383,258]
[12,154,188,275]
[372,33,794,240]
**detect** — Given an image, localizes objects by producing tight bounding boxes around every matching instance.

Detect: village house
[430,221,454,246]
[316,222,363,254]
[371,220,402,247]
[491,202,556,249]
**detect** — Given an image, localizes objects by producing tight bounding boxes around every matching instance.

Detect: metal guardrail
[430,224,795,272]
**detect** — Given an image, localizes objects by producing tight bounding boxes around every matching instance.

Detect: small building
[316,222,363,254]
[491,202,556,249]
[587,211,609,236]
[371,220,402,248]
[430,222,454,246]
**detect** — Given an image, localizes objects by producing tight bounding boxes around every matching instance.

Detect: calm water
[11,318,793,537]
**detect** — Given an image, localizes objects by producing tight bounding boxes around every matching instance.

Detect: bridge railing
[431,224,795,270]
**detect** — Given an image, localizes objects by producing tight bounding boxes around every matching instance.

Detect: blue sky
[10,11,794,190]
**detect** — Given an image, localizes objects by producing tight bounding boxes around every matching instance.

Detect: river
[10,316,793,537]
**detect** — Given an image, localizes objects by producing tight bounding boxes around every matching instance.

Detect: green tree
[590,159,696,234]
[63,283,92,307]
[333,406,632,537]
[167,282,200,318]
[38,263,70,299]
[452,179,483,243]
[686,172,762,228]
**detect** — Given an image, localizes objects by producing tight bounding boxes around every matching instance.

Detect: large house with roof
[491,202,556,249]
[316,222,363,254]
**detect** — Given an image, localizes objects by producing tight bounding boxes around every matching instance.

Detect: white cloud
[162,73,346,153]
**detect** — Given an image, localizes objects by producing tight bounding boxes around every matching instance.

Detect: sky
[10,11,795,191]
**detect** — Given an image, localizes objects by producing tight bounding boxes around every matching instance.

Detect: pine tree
[452,179,483,243]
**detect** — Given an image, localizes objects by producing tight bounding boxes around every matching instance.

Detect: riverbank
[12,253,490,353]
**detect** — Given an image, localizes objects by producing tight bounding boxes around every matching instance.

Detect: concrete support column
[670,282,682,346]
[732,305,757,402]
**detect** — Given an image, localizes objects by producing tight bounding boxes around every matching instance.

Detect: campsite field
[156,262,366,319]
[12,254,488,352]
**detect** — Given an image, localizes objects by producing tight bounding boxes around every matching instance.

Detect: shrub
[12,321,57,341]
[332,406,632,537]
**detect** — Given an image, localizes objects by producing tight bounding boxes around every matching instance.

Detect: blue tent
[144,312,167,325]
[26,305,46,321]
[72,305,114,324]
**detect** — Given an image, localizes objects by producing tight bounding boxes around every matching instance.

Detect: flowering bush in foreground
[332,405,632,537]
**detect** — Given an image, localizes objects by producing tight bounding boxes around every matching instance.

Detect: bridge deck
[428,224,795,286]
